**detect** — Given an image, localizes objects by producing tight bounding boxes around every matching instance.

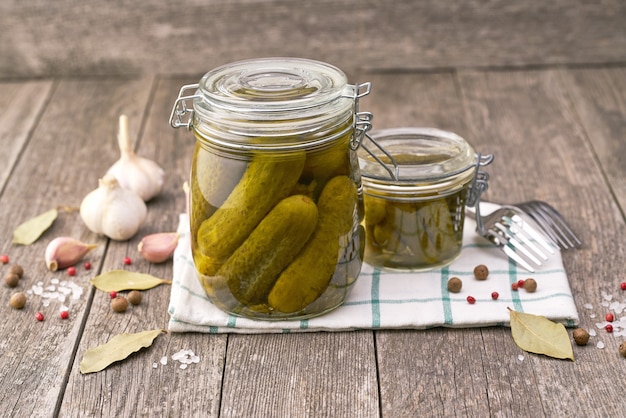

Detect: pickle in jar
[196,150,306,266]
[219,194,319,306]
[268,175,358,313]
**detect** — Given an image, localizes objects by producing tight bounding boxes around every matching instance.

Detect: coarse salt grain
[596,341,605,349]
[589,329,597,337]
[152,363,158,369]
[583,303,594,310]
[601,291,612,301]
[171,349,200,368]
[517,354,524,362]
[160,356,168,365]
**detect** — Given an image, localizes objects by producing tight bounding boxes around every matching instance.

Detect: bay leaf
[80,329,166,374]
[90,270,172,292]
[12,208,58,245]
[509,308,574,361]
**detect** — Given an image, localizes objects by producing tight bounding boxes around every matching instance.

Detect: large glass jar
[170,58,369,320]
[359,127,491,271]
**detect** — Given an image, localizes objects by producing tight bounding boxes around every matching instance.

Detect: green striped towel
[168,206,579,333]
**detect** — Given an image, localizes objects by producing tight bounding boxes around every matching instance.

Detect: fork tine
[486,225,539,272]
[494,222,543,265]
[506,213,556,255]
[518,201,582,249]
[501,243,536,273]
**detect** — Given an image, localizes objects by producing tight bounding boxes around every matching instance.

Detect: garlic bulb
[80,174,147,241]
[106,115,165,201]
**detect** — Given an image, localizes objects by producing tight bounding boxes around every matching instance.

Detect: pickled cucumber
[196,151,305,264]
[300,131,351,198]
[220,194,319,306]
[415,199,457,263]
[190,141,246,237]
[268,176,358,313]
[364,194,463,269]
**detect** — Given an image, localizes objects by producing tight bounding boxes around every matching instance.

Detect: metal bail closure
[467,153,494,207]
[169,84,200,130]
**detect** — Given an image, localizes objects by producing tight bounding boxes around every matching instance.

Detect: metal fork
[467,204,557,272]
[514,200,582,250]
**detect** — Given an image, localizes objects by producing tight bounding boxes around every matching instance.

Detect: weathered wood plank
[0,80,53,189]
[1,0,625,78]
[60,76,227,417]
[0,77,153,416]
[457,69,626,416]
[221,332,379,417]
[560,67,626,214]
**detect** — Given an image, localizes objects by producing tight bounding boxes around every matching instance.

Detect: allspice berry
[619,342,626,358]
[523,278,537,293]
[473,264,489,280]
[572,328,590,346]
[111,296,129,313]
[8,264,24,278]
[447,277,463,293]
[127,290,142,305]
[10,292,27,309]
[4,273,20,288]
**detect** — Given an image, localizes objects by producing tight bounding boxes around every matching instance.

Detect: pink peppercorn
[35,312,44,321]
[511,282,519,291]
[84,261,92,270]
[606,324,613,333]
[491,291,499,300]
[0,254,8,264]
[467,296,476,304]
[621,282,626,291]
[109,290,117,299]
[517,279,525,288]
[123,257,132,265]
[605,313,614,322]
[67,266,77,276]
[60,310,69,320]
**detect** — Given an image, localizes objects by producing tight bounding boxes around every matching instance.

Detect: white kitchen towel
[168,206,579,333]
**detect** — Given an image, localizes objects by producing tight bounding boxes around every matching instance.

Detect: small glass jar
[170,58,370,320]
[359,127,491,271]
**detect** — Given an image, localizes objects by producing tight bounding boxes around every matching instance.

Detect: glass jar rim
[359,127,476,181]
[359,127,477,196]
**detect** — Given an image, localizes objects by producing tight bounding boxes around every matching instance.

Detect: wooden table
[2,2,626,417]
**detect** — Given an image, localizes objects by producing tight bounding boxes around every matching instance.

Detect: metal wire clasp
[346,82,399,181]
[467,153,494,207]
[169,84,200,130]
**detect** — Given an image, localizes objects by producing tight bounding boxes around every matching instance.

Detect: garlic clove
[45,237,97,271]
[106,115,165,202]
[138,232,180,263]
[80,174,147,241]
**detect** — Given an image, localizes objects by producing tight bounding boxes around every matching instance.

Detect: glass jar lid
[359,127,477,197]
[196,57,350,116]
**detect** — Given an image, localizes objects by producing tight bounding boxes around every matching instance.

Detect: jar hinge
[169,84,200,130]
[466,153,494,207]
[348,82,400,181]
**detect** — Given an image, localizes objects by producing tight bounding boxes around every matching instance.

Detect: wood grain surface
[1,0,625,77]
[1,2,626,416]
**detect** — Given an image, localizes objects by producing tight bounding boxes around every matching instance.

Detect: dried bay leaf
[509,308,574,361]
[80,329,166,374]
[90,270,172,292]
[12,208,58,245]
